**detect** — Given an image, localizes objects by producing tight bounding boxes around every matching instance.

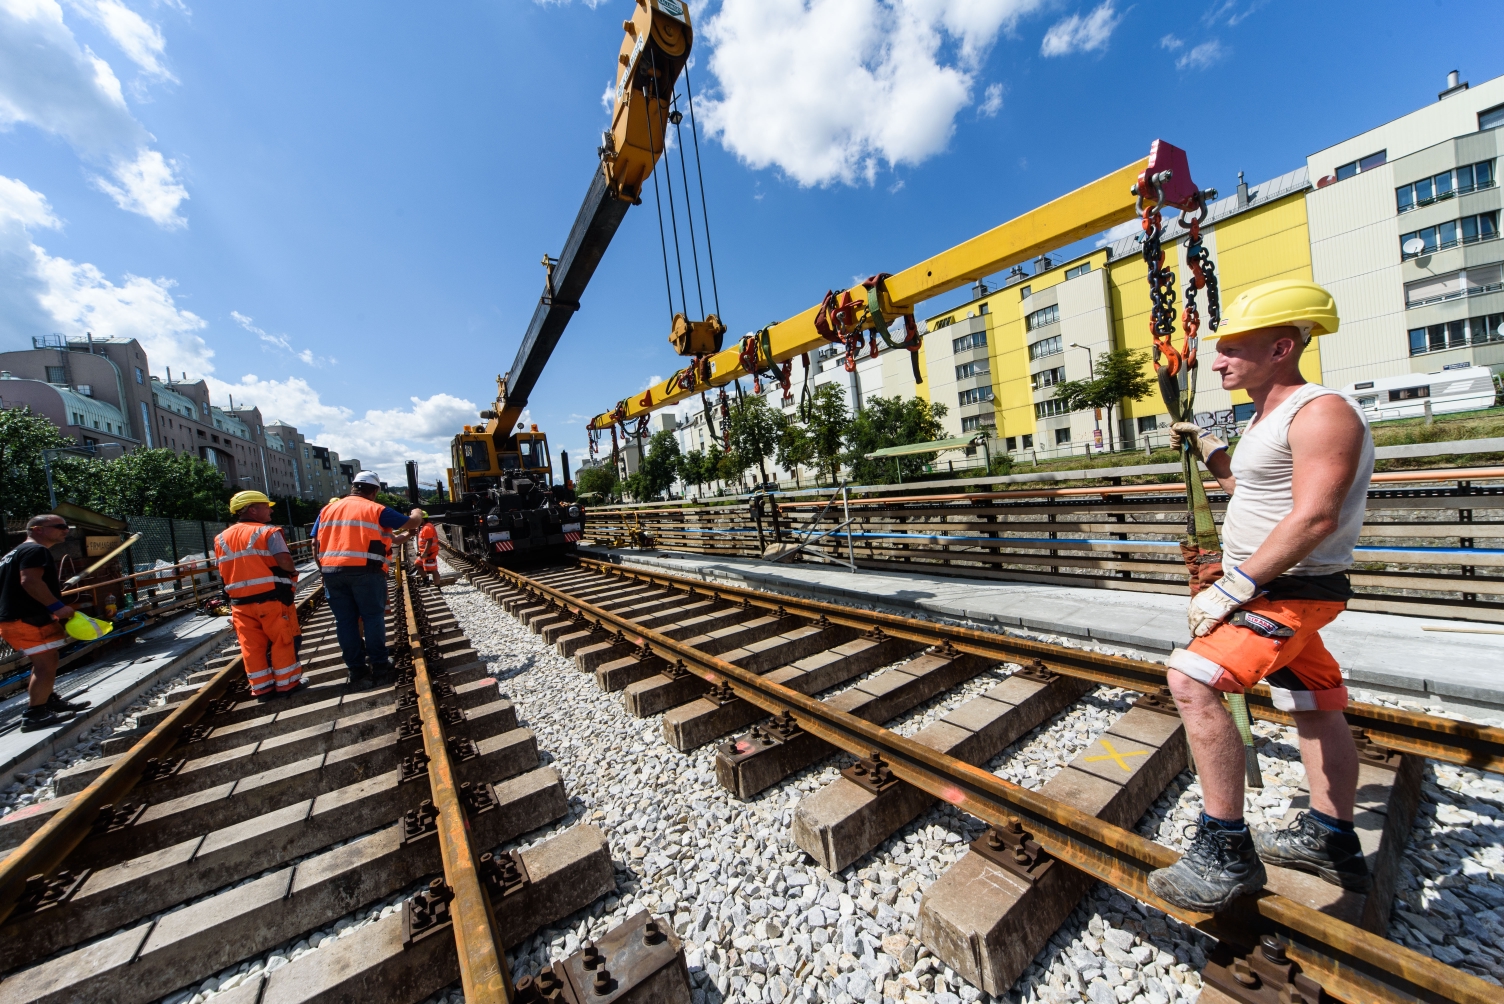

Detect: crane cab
[451,424,554,495]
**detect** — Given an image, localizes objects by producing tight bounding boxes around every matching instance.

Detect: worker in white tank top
[1147,280,1377,915]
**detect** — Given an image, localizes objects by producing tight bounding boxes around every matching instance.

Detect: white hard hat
[353,471,382,487]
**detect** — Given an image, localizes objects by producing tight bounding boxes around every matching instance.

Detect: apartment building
[263,422,358,500]
[1306,71,1504,386]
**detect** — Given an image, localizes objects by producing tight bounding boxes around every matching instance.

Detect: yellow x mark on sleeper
[1083,739,1148,772]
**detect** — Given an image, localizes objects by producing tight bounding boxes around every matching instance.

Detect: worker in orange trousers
[415,512,441,587]
[215,491,303,700]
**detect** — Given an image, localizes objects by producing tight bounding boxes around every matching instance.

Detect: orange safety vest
[317,495,393,573]
[214,521,294,604]
[418,523,438,558]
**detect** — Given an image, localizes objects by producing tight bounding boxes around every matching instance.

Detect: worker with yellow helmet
[215,490,303,700]
[1148,279,1376,912]
[414,510,441,587]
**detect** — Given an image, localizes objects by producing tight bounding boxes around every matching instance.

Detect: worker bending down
[415,512,441,587]
[215,492,303,699]
[315,472,424,688]
[1147,280,1374,912]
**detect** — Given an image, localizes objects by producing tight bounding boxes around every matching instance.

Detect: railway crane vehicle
[431,0,696,565]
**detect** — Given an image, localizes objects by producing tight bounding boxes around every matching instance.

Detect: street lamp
[42,443,124,509]
[1067,343,1103,451]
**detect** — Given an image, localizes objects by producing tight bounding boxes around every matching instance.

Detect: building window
[1025,304,1059,330]
[1400,212,1499,258]
[1034,398,1071,418]
[952,331,987,353]
[1028,335,1063,360]
[1021,434,1033,449]
[1404,264,1504,306]
[961,415,995,432]
[45,366,66,383]
[1031,366,1067,390]
[1408,313,1504,354]
[134,366,144,384]
[955,360,990,380]
[978,303,989,315]
[1004,437,1017,451]
[1064,262,1091,280]
[1396,160,1495,212]
[1054,428,1072,445]
[932,316,955,329]
[1334,150,1386,181]
[1481,104,1504,131]
[1018,285,1031,299]
[1389,385,1431,402]
[958,387,994,407]
[1136,415,1160,433]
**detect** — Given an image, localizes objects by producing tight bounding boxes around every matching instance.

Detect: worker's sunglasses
[37,523,70,532]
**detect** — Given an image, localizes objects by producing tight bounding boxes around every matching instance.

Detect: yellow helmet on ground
[1211,279,1339,341]
[64,611,113,641]
[229,490,274,514]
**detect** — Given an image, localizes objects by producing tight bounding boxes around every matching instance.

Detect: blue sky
[1,0,1500,481]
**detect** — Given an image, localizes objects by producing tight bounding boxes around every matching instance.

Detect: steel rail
[472,558,1494,1004]
[0,585,324,925]
[576,556,1504,773]
[478,556,1491,1004]
[397,558,514,1004]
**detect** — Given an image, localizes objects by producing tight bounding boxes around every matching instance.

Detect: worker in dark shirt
[0,515,92,731]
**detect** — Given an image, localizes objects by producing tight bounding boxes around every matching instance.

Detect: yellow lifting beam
[589,155,1148,430]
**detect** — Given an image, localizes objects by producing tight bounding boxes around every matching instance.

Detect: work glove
[1169,422,1228,462]
[1187,566,1258,638]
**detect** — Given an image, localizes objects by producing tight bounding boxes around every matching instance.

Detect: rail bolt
[1259,935,1287,964]
[593,968,614,995]
[644,919,667,945]
[582,942,604,970]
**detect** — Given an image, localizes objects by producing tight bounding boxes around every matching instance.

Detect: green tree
[803,383,851,485]
[575,462,619,502]
[677,449,708,497]
[773,412,815,488]
[1049,348,1155,451]
[631,430,682,500]
[375,491,410,510]
[727,395,781,485]
[81,449,232,519]
[0,407,73,518]
[716,446,747,490]
[844,395,950,485]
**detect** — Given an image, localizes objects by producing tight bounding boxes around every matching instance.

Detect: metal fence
[123,517,311,571]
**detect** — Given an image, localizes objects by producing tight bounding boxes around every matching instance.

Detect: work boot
[253,689,279,703]
[20,706,75,732]
[370,663,396,687]
[46,692,90,713]
[1147,820,1266,912]
[347,670,374,690]
[1254,812,1372,892]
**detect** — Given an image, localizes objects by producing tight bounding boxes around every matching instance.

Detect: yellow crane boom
[589,153,1161,431]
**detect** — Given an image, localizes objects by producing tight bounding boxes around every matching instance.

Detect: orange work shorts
[0,620,68,657]
[1168,597,1349,712]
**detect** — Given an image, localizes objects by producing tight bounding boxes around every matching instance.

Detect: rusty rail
[474,556,1495,1004]
[0,581,324,925]
[396,555,514,1004]
[576,556,1504,774]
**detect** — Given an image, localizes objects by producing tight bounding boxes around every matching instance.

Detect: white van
[1342,363,1498,421]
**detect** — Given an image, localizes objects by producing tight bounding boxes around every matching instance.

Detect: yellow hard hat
[329,497,341,504]
[229,490,274,514]
[64,611,113,641]
[1211,279,1338,341]
[419,509,429,518]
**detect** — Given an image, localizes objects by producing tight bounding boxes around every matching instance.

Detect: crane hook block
[669,313,726,356]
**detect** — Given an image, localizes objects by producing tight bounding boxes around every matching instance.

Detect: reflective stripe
[1166,647,1232,689]
[20,637,70,656]
[246,667,274,683]
[320,519,385,531]
[321,550,388,561]
[225,575,285,594]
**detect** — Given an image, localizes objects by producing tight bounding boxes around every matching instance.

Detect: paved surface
[580,547,1504,718]
[0,562,323,780]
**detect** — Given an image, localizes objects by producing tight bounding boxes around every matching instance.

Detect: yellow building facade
[922,167,1319,457]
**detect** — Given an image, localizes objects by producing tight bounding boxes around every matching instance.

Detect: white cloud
[1203,0,1265,26]
[231,310,330,367]
[1159,33,1182,50]
[1176,39,1225,70]
[65,0,175,84]
[90,147,187,227]
[0,0,187,226]
[213,375,478,481]
[698,0,1046,186]
[978,82,1004,117]
[1094,216,1142,248]
[1040,1,1123,57]
[0,173,465,481]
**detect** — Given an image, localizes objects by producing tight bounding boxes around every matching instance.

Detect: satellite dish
[1403,238,1427,255]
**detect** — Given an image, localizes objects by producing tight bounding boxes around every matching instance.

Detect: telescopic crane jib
[438,0,699,565]
[587,140,1212,438]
